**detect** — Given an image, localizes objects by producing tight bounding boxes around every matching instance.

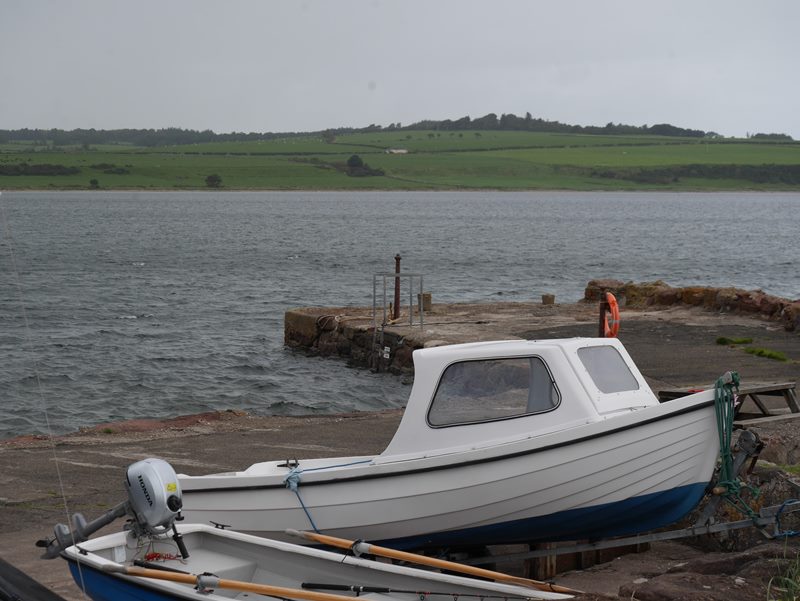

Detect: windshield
[428,356,559,427]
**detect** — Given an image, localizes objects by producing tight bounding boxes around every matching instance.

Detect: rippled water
[1,190,797,439]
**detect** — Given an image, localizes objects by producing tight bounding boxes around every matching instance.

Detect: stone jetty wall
[285,280,799,374]
[585,279,800,332]
[284,306,400,371]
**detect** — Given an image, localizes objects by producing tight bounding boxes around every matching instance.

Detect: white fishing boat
[40,459,573,601]
[178,337,729,548]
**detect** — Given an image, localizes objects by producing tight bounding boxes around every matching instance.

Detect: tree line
[0,114,793,147]
[403,113,712,137]
[0,127,304,147]
[591,163,800,185]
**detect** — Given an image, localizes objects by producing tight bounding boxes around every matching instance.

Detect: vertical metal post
[393,254,401,320]
[419,275,424,330]
[382,275,388,326]
[598,295,608,338]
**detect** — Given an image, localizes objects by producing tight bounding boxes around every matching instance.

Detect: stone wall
[285,280,799,373]
[284,307,415,373]
[584,279,800,332]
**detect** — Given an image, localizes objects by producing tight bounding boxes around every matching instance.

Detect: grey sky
[2,0,798,139]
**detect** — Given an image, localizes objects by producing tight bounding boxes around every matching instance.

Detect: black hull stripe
[183,399,715,494]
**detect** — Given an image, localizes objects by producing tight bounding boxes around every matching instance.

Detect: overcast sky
[2,0,798,139]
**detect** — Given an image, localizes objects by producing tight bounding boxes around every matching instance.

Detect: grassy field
[1,131,798,191]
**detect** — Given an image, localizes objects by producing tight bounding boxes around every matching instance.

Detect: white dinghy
[40,458,574,601]
[178,337,728,548]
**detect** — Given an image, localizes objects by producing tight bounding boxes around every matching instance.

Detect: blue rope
[775,499,800,538]
[283,459,374,533]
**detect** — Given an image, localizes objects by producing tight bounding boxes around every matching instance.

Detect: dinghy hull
[61,525,571,600]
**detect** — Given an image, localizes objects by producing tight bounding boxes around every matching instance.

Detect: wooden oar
[285,529,580,596]
[101,563,363,601]
[302,581,536,599]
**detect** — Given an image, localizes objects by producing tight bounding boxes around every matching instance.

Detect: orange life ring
[604,292,620,338]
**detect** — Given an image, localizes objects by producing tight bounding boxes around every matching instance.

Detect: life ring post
[598,296,608,338]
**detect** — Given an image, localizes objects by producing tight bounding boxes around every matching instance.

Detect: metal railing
[372,272,424,330]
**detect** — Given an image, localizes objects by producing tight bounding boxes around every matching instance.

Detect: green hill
[1,129,798,191]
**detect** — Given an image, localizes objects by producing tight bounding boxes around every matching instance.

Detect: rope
[713,371,760,519]
[283,459,374,533]
[774,499,800,538]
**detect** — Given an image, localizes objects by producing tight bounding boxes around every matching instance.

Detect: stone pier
[284,280,799,375]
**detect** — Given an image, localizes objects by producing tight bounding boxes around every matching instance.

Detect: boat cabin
[377,337,659,460]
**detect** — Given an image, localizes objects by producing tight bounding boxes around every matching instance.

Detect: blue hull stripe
[379,482,708,549]
[68,562,178,601]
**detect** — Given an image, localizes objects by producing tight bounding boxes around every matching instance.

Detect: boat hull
[180,396,719,548]
[62,525,569,600]
[67,564,171,601]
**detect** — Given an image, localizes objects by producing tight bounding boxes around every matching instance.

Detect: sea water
[1,190,797,439]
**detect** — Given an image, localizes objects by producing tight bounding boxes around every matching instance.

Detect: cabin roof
[377,337,658,460]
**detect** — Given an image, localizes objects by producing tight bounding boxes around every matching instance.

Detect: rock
[390,342,415,373]
[618,572,732,600]
[714,288,739,312]
[584,279,625,302]
[423,339,449,348]
[284,307,322,347]
[623,280,672,307]
[655,287,681,306]
[616,548,793,601]
[780,302,800,332]
[737,291,765,314]
[680,286,708,306]
[759,294,785,317]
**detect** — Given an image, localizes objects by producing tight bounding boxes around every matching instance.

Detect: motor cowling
[125,457,183,534]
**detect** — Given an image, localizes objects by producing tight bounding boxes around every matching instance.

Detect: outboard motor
[125,458,184,536]
[38,457,188,559]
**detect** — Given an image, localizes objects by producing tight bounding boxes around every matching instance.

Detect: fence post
[598,294,608,337]
[393,254,401,320]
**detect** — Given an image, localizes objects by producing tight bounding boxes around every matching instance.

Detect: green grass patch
[716,336,754,345]
[768,550,800,601]
[744,347,789,362]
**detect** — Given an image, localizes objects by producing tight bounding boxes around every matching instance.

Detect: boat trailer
[463,428,800,568]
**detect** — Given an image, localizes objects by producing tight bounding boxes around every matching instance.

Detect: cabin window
[577,345,639,393]
[427,357,559,427]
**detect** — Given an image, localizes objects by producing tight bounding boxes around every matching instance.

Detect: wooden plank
[738,407,791,417]
[786,388,800,413]
[737,382,796,395]
[746,393,772,416]
[734,412,800,427]
[660,381,796,406]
